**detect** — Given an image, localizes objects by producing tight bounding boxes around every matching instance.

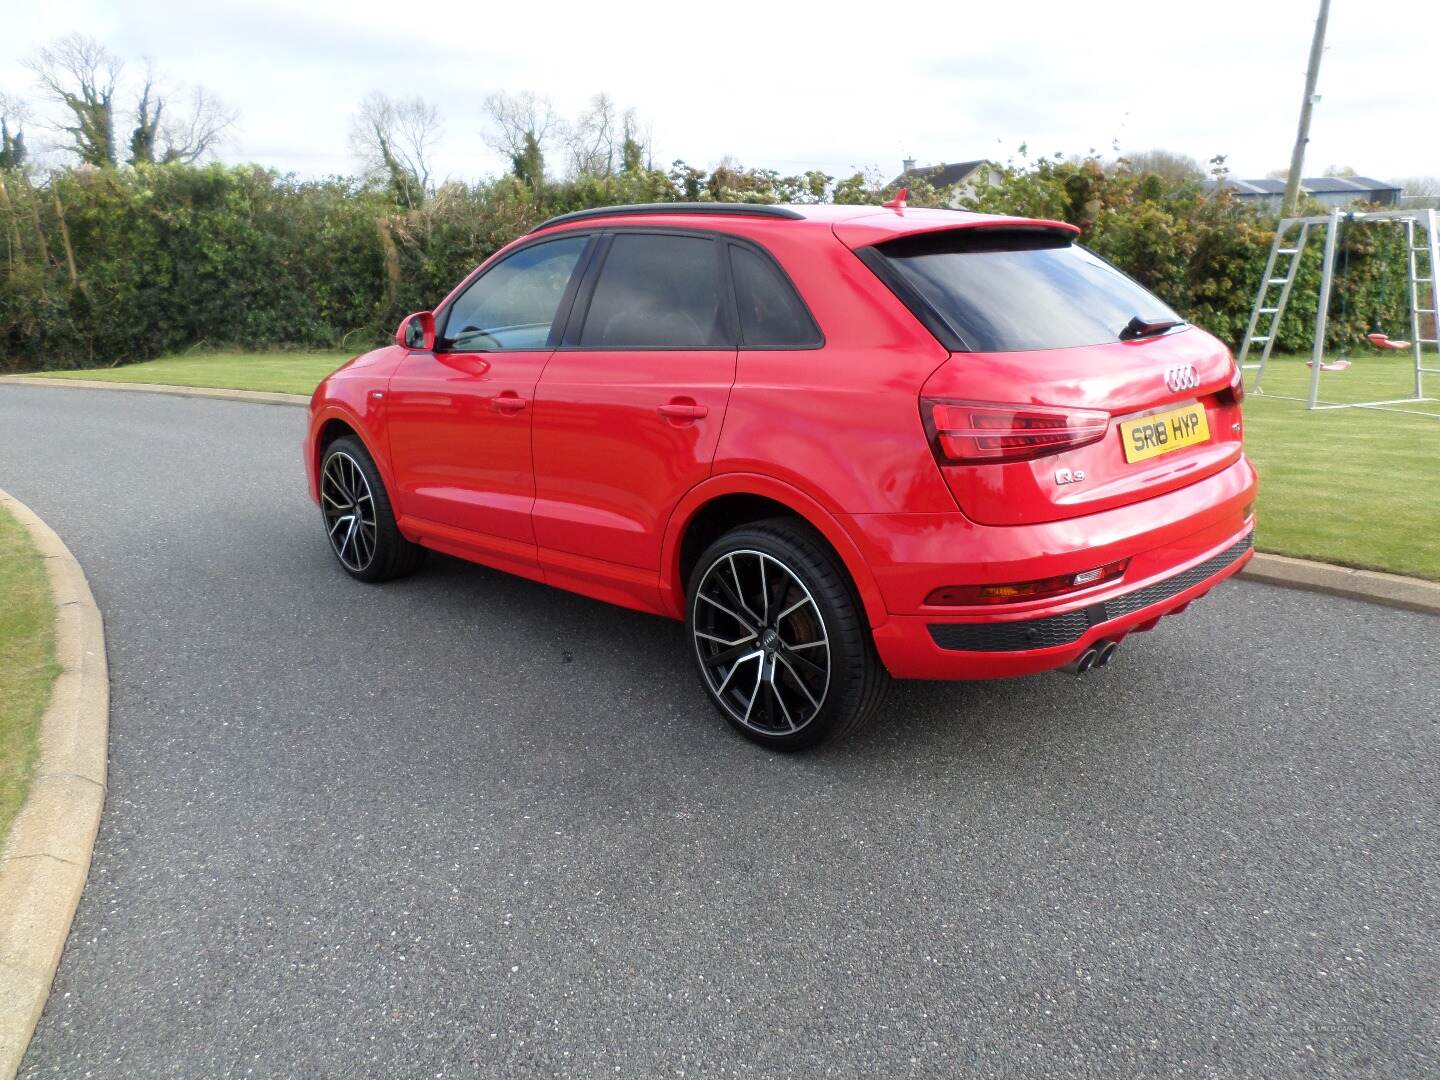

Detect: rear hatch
[861,226,1244,527]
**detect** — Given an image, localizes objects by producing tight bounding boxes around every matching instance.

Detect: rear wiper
[1119,315,1185,341]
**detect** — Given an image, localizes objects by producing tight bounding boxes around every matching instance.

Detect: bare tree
[28,38,233,168]
[565,93,619,177]
[155,84,236,164]
[619,108,647,172]
[349,92,441,209]
[0,92,31,169]
[1114,148,1205,184]
[129,62,236,165]
[130,69,163,164]
[26,33,124,166]
[481,91,559,188]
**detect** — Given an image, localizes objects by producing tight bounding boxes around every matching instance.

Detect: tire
[686,517,888,750]
[318,435,426,583]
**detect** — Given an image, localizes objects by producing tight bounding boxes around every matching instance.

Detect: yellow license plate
[1120,403,1210,463]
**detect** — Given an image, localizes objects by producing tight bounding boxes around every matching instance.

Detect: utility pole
[1283,0,1331,216]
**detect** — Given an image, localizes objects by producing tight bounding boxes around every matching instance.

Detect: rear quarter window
[728,244,821,348]
[874,230,1183,352]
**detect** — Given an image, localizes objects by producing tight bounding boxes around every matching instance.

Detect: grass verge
[28,349,354,397]
[1244,352,1439,580]
[0,504,58,850]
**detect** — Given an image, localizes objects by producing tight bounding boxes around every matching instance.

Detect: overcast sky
[2,0,1434,185]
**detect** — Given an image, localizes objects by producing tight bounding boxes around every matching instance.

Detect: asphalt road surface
[2,385,1436,1079]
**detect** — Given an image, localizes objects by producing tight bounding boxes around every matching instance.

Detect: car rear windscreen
[874,230,1184,352]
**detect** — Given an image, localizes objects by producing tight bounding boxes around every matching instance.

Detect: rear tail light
[922,400,1110,464]
[924,559,1129,607]
[1218,364,1245,406]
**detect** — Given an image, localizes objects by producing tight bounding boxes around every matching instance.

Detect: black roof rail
[530,202,805,233]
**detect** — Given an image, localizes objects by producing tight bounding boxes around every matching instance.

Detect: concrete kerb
[1,375,308,407]
[0,488,110,1080]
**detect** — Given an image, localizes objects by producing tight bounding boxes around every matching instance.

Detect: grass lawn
[29,349,355,397]
[0,504,58,851]
[16,345,1440,581]
[1244,351,1439,580]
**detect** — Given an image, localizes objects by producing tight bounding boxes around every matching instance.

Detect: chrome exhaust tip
[1094,640,1120,668]
[1063,648,1099,675]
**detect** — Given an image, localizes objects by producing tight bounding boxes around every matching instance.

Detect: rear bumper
[852,456,1258,680]
[871,525,1252,679]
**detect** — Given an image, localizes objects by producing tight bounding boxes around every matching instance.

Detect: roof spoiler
[833,213,1079,250]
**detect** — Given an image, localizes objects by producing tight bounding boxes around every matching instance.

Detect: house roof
[1204,176,1401,197]
[892,159,991,189]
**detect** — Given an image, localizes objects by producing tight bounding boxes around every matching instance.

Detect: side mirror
[396,311,436,351]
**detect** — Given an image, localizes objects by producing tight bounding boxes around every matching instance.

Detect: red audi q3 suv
[306,202,1256,749]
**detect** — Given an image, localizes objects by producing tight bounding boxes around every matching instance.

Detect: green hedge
[0,158,1414,371]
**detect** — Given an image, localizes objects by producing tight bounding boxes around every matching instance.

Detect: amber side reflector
[925,560,1129,607]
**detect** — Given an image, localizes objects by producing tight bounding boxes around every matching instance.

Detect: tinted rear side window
[728,244,821,348]
[876,231,1183,352]
[580,234,729,348]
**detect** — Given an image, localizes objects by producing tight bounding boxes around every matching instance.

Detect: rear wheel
[319,435,425,582]
[686,518,888,750]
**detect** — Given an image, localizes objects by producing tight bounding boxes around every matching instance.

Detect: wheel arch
[316,416,358,456]
[661,474,889,628]
[308,405,397,508]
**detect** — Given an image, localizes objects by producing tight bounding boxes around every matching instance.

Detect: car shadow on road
[382,551,1132,770]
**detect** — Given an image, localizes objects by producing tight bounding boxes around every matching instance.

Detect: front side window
[579,234,729,348]
[729,244,821,348]
[876,230,1184,352]
[440,235,588,351]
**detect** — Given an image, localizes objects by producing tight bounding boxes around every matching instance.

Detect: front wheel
[686,518,888,750]
[319,435,425,582]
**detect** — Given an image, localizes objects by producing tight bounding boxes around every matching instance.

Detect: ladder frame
[1237,219,1310,391]
[1239,207,1438,414]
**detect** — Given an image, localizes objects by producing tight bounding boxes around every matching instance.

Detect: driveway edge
[0,489,109,1080]
[1,375,308,407]
[1242,552,1440,616]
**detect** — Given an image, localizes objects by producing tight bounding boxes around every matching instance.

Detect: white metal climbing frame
[1237,207,1439,415]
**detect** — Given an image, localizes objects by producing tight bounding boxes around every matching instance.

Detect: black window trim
[433,231,599,354]
[556,225,825,353]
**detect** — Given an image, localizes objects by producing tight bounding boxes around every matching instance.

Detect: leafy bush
[0,155,1415,372]
[952,153,1412,355]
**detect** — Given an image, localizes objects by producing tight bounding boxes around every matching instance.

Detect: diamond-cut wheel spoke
[703,639,763,668]
[321,451,379,573]
[708,574,759,635]
[779,646,826,683]
[692,548,830,737]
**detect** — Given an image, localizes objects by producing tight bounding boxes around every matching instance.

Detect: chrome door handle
[657,402,708,421]
[492,393,527,414]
